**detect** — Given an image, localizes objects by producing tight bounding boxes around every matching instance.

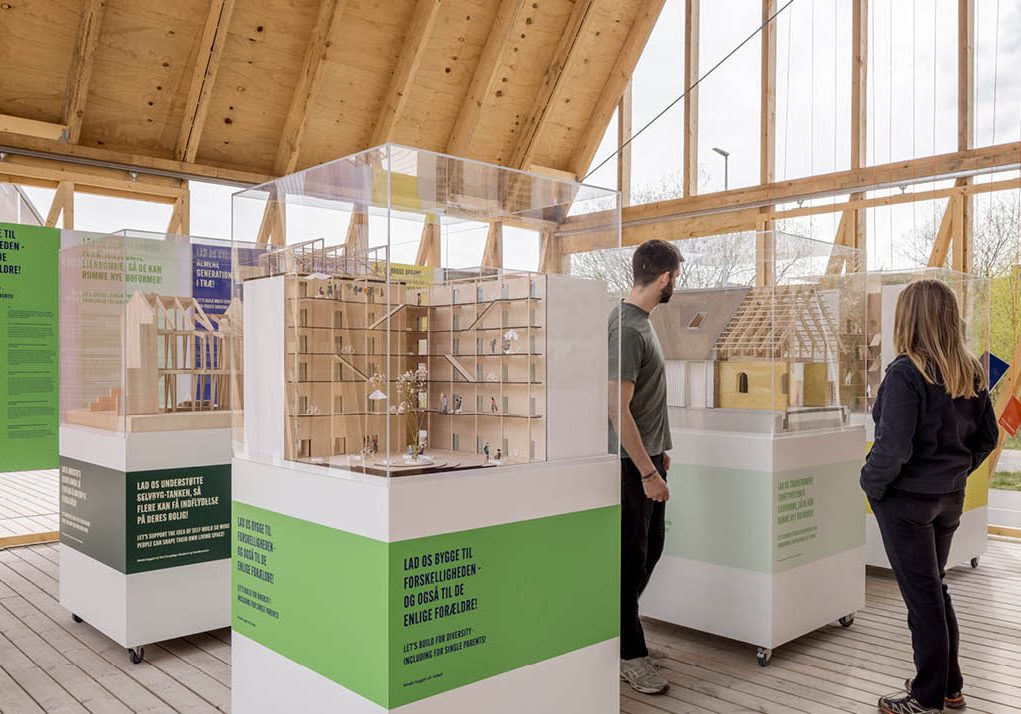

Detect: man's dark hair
[632,240,682,286]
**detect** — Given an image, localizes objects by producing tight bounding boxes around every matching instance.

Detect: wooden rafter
[927,195,957,268]
[371,0,443,146]
[415,214,441,267]
[445,0,528,156]
[176,0,237,163]
[825,210,853,275]
[275,0,350,175]
[683,0,700,196]
[62,0,106,144]
[345,206,368,256]
[167,189,191,236]
[481,221,503,269]
[45,181,74,229]
[0,115,66,141]
[510,0,597,169]
[538,229,560,274]
[569,0,667,178]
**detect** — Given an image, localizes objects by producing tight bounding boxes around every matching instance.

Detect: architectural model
[653,284,861,419]
[241,238,611,477]
[66,291,242,432]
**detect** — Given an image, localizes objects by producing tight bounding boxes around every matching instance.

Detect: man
[609,239,682,696]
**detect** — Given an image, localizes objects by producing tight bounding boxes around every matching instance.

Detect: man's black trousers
[870,489,965,710]
[620,454,666,661]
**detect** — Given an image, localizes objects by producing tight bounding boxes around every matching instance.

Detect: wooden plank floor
[0,471,59,543]
[0,540,1019,713]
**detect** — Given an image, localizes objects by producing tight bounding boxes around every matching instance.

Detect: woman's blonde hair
[893,279,985,399]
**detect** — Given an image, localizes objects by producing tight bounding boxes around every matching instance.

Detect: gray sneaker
[620,657,669,695]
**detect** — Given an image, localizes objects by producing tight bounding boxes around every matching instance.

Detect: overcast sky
[21,0,1021,272]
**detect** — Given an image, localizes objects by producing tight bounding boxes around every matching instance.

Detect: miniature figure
[372,435,379,454]
[491,338,497,353]
[494,448,502,462]
[453,394,462,414]
[490,396,499,414]
[483,442,490,462]
[440,392,448,413]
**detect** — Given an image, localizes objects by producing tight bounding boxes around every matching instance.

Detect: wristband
[640,469,658,482]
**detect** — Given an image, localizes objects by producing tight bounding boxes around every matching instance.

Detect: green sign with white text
[232,502,619,708]
[0,223,59,471]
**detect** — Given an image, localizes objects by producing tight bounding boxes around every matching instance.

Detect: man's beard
[659,283,674,304]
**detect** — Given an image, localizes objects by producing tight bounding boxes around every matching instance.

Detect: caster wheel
[72,614,83,624]
[839,614,855,628]
[128,647,145,665]
[970,557,979,569]
[756,647,772,667]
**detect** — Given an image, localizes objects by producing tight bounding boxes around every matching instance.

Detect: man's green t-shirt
[608,301,672,459]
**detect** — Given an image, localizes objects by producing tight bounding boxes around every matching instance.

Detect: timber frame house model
[66,293,243,432]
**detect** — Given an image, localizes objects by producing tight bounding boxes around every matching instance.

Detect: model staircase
[88,388,122,413]
[443,354,476,382]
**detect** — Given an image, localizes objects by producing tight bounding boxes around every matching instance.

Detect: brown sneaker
[905,678,966,710]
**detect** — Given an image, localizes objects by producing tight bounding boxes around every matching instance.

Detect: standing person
[608,239,682,695]
[862,280,998,714]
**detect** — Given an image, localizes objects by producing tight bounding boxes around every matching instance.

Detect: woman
[862,280,999,714]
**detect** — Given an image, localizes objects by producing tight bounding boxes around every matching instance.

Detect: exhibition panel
[620,232,869,665]
[58,231,244,663]
[229,145,622,712]
[862,269,992,570]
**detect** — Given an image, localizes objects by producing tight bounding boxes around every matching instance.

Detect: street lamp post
[712,147,730,191]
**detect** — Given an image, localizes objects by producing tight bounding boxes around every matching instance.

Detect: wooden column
[414,214,441,267]
[44,181,74,229]
[682,0,700,197]
[755,0,777,287]
[345,205,368,256]
[617,82,633,207]
[848,0,868,272]
[954,0,974,273]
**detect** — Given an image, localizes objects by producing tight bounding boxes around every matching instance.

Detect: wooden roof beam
[62,0,106,144]
[445,0,529,157]
[275,0,350,175]
[0,155,186,203]
[570,0,667,177]
[0,115,67,141]
[176,0,237,163]
[370,0,443,146]
[558,141,1021,238]
[511,0,598,170]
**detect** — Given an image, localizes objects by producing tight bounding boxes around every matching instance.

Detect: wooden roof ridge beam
[63,0,106,144]
[570,0,667,178]
[275,0,350,175]
[370,0,443,146]
[511,0,598,170]
[176,0,238,163]
[446,0,529,156]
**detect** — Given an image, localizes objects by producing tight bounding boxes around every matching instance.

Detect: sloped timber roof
[0,0,664,185]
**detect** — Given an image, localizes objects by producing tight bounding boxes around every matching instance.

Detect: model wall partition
[230,144,622,713]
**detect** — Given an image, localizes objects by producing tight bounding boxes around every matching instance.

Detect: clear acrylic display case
[231,144,620,477]
[59,231,245,434]
[864,268,991,413]
[577,231,867,435]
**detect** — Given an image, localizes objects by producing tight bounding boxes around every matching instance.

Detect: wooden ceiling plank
[445,0,529,157]
[274,0,350,175]
[569,0,667,177]
[510,0,597,169]
[370,0,444,147]
[176,0,238,163]
[63,0,107,144]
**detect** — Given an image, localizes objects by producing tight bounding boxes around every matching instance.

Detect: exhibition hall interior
[0,1,1019,712]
